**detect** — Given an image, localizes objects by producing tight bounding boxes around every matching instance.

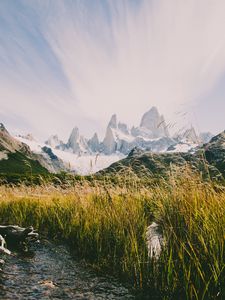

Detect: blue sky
[0,0,225,141]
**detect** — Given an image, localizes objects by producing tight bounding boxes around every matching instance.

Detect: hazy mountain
[45,135,63,148]
[8,106,214,175]
[40,107,214,174]
[46,107,181,156]
[139,106,169,138]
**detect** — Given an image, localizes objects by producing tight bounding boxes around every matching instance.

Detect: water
[0,241,135,299]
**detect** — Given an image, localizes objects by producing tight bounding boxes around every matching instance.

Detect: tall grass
[0,171,224,299]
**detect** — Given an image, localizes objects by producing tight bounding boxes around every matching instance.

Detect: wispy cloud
[0,0,225,139]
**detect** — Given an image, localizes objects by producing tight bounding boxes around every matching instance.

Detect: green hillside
[0,151,48,175]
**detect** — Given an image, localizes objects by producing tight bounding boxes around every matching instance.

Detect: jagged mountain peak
[67,127,80,150]
[108,114,117,129]
[69,127,79,138]
[140,107,160,127]
[103,126,117,154]
[66,126,90,154]
[139,107,169,138]
[44,107,206,157]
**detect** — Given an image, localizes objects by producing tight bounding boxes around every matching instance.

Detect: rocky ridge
[99,131,225,181]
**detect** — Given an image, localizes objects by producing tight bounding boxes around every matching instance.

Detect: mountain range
[0,107,216,176]
[45,107,212,156]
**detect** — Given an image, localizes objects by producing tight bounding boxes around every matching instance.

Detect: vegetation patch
[0,171,224,299]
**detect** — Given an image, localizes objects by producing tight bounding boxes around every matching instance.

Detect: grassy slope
[0,151,49,183]
[101,131,225,183]
[0,172,224,299]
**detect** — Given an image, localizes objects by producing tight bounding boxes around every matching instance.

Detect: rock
[0,234,11,255]
[39,280,57,288]
[0,226,39,272]
[146,222,164,259]
[0,225,39,249]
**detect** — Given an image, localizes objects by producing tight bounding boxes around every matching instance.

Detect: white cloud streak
[1,0,225,139]
[43,0,225,133]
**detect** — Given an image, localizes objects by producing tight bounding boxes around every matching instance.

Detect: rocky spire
[140,107,160,129]
[66,127,90,154]
[108,114,117,129]
[103,126,117,154]
[67,127,79,149]
[140,107,169,138]
[88,132,100,152]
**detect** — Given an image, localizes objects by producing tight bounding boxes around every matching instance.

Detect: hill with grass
[0,123,49,178]
[100,130,225,181]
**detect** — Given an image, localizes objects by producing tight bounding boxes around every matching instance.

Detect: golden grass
[0,172,224,299]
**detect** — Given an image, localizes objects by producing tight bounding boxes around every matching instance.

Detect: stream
[0,241,136,299]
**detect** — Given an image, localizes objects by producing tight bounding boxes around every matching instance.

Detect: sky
[0,0,225,142]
